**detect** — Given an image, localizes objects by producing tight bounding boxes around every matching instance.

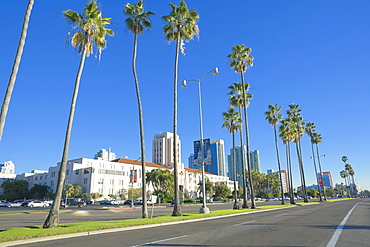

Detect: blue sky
[1,0,369,191]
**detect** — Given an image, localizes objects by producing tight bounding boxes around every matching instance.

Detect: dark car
[100,200,120,205]
[81,199,93,204]
[171,200,184,205]
[124,200,132,205]
[61,199,86,208]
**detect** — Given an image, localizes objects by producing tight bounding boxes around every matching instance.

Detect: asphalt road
[3,198,369,247]
[0,200,287,229]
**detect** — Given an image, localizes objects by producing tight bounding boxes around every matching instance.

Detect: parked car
[100,200,120,205]
[0,201,12,207]
[266,198,277,202]
[81,199,93,204]
[123,200,132,205]
[60,199,86,208]
[171,200,184,205]
[21,200,48,208]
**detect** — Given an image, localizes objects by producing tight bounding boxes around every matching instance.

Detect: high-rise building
[94,148,116,161]
[250,150,261,172]
[227,147,261,186]
[210,139,227,176]
[227,146,245,186]
[319,171,333,188]
[188,153,195,169]
[152,132,181,169]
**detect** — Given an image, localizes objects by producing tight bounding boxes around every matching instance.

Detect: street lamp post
[182,67,218,214]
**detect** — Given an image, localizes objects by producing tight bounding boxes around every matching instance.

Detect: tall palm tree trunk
[315,144,326,200]
[44,49,87,228]
[232,131,239,210]
[273,125,284,205]
[238,107,248,208]
[286,142,295,204]
[295,142,308,202]
[0,0,34,140]
[310,143,322,201]
[132,31,148,218]
[172,32,182,216]
[240,74,256,209]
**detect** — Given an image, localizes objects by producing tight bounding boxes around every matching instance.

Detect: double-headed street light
[182,67,218,214]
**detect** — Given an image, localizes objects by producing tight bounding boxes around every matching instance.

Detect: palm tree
[304,122,323,201]
[345,163,355,197]
[265,104,285,205]
[286,104,308,202]
[347,165,356,195]
[227,44,256,209]
[340,170,349,196]
[312,132,327,200]
[162,0,199,217]
[228,82,252,208]
[222,107,242,209]
[43,0,113,228]
[124,0,154,219]
[0,0,34,141]
[279,119,295,204]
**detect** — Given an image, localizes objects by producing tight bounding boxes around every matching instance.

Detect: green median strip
[0,199,352,243]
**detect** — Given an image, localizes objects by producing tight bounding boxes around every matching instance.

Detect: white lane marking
[131,235,188,247]
[276,213,288,217]
[234,220,256,226]
[326,202,361,247]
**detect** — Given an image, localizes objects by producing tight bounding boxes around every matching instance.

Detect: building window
[40,176,43,180]
[51,172,55,177]
[84,168,90,174]
[75,170,79,175]
[84,178,88,184]
[51,181,54,187]
[45,175,48,179]
[66,170,69,175]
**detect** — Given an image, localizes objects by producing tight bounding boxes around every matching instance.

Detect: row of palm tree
[1,0,216,225]
[340,156,356,197]
[264,104,328,205]
[222,44,256,210]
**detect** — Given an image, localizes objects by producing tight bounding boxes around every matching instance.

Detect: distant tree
[325,187,336,198]
[63,184,74,199]
[90,192,103,201]
[0,179,29,201]
[146,169,174,202]
[197,177,214,201]
[71,184,83,197]
[127,187,142,200]
[307,188,319,198]
[214,184,231,202]
[28,184,50,199]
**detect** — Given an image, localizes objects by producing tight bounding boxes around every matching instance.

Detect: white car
[22,200,48,208]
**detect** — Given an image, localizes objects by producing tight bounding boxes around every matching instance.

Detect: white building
[17,156,236,200]
[152,132,181,169]
[0,161,17,195]
[0,161,16,179]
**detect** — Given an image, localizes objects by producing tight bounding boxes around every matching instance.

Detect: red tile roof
[112,158,170,169]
